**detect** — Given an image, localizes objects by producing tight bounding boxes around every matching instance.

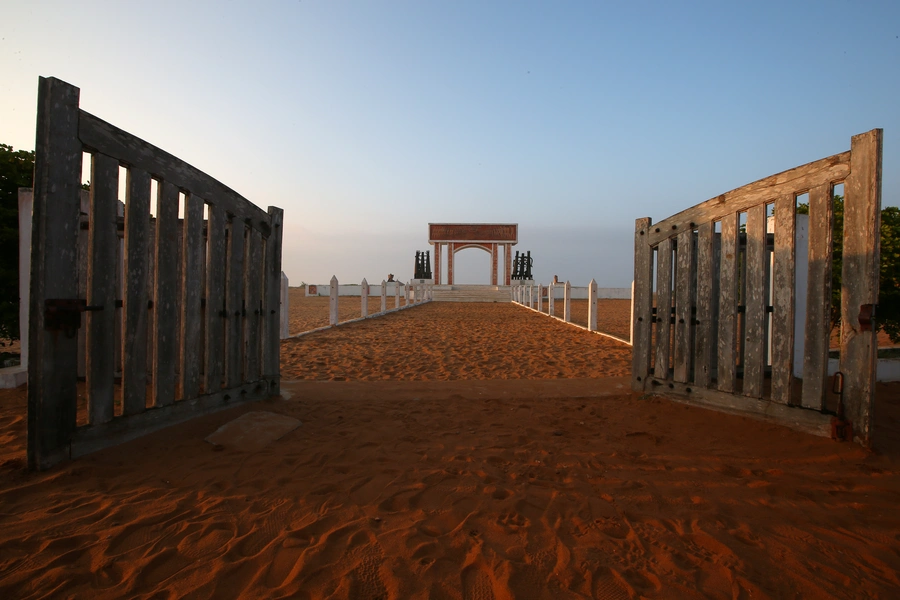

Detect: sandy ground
[1,301,900,599]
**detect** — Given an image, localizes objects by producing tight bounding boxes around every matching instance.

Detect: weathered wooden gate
[632,130,882,446]
[28,77,284,469]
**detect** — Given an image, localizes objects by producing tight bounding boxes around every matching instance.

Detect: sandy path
[1,302,899,599]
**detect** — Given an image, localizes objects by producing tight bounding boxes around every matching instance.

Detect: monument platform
[431,285,511,303]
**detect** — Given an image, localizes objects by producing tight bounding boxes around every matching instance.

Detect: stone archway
[428,223,518,285]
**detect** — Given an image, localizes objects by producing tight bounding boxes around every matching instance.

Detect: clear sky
[2,1,898,286]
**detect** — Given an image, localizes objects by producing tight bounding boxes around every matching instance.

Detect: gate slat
[153,182,179,407]
[180,193,204,400]
[841,129,882,446]
[771,194,796,404]
[654,238,673,380]
[673,230,695,383]
[28,77,82,470]
[244,229,262,381]
[122,168,151,416]
[801,183,833,410]
[717,213,739,392]
[693,222,714,387]
[263,207,284,388]
[86,153,118,424]
[225,218,246,388]
[205,204,227,392]
[742,204,768,398]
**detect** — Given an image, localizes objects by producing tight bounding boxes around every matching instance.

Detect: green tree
[0,144,35,341]
[797,195,900,344]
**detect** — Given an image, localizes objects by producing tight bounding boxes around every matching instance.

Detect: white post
[361,277,368,317]
[537,284,543,312]
[564,280,571,323]
[280,272,289,339]
[588,278,598,332]
[395,282,400,308]
[629,280,635,345]
[381,280,387,313]
[548,282,555,316]
[329,275,339,325]
[18,189,33,369]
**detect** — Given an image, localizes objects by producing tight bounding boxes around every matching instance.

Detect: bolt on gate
[28,77,284,470]
[632,130,882,446]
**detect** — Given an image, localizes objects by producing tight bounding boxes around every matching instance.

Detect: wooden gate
[632,130,882,446]
[28,77,284,470]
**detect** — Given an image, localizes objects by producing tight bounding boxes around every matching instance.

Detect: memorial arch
[428,223,517,285]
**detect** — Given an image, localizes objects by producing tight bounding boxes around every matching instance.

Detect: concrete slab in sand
[205,411,301,452]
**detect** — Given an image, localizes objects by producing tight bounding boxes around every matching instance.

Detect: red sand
[1,301,899,599]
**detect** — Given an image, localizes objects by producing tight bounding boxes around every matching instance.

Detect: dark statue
[414,250,432,279]
[511,250,534,281]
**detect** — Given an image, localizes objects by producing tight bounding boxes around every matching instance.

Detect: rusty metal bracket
[859,304,875,332]
[45,299,103,337]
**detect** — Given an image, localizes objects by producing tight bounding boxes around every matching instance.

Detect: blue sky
[2,0,898,286]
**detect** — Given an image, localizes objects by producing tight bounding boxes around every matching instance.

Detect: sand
[1,301,900,599]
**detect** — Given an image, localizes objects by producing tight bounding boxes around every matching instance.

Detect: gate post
[564,281,571,323]
[841,129,883,447]
[632,218,654,392]
[28,77,83,470]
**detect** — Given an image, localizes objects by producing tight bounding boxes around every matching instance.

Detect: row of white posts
[327,276,432,326]
[512,279,634,344]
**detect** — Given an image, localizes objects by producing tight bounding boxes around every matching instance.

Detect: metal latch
[830,371,853,442]
[45,299,103,337]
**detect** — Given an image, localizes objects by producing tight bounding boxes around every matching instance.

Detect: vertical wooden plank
[152,182,179,407]
[771,194,796,404]
[801,183,834,410]
[693,222,714,388]
[263,207,284,392]
[225,218,246,388]
[28,77,82,470]
[204,204,227,393]
[122,168,151,415]
[180,193,204,400]
[842,129,882,446]
[85,154,118,424]
[717,213,739,392]
[673,230,696,383]
[742,204,767,397]
[654,238,673,379]
[243,229,263,382]
[77,192,89,380]
[632,218,654,390]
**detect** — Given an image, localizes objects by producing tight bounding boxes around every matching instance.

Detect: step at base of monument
[432,285,511,303]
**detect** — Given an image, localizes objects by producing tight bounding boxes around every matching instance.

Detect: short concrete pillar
[381,280,387,313]
[537,284,543,312]
[588,278,598,332]
[329,275,339,326]
[564,280,571,323]
[361,278,369,317]
[548,282,555,315]
[280,272,290,338]
[395,282,400,308]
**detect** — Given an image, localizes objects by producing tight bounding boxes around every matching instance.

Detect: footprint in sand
[461,564,497,600]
